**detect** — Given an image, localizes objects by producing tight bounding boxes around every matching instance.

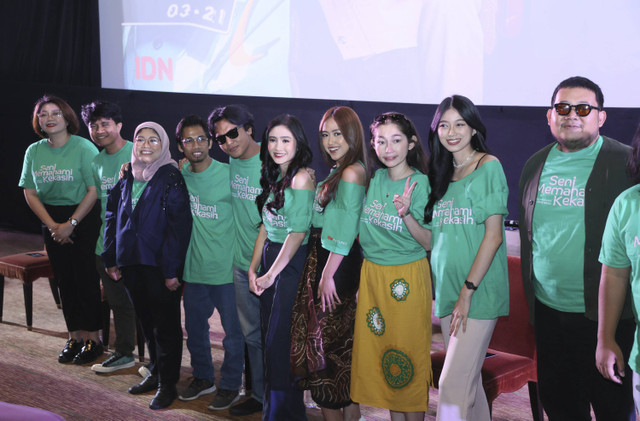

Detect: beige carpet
[0,230,545,420]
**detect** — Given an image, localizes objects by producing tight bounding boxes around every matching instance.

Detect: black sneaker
[179,378,216,401]
[58,338,83,363]
[229,397,263,416]
[73,339,104,365]
[208,388,240,411]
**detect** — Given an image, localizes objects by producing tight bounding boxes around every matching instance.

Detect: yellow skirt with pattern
[350,257,432,412]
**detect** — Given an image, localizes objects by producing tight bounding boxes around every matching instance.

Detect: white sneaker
[138,365,151,378]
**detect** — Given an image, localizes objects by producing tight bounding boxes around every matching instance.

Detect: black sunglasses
[215,127,240,145]
[374,113,409,124]
[553,103,601,117]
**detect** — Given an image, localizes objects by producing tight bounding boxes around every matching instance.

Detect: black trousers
[259,240,307,421]
[535,299,635,421]
[43,203,102,332]
[122,265,183,388]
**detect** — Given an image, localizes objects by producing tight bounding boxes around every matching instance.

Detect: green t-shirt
[229,153,263,270]
[92,141,133,255]
[532,136,603,312]
[131,179,148,210]
[359,168,430,265]
[262,187,313,244]
[599,185,640,372]
[429,160,509,319]
[312,172,365,256]
[19,135,99,205]
[181,160,235,285]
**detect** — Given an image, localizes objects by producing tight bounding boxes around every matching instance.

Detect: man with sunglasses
[208,105,264,416]
[175,115,245,411]
[519,76,634,419]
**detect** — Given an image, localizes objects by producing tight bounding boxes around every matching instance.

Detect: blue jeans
[184,282,244,390]
[233,265,265,402]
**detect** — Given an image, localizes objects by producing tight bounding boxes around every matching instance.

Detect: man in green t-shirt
[519,76,634,419]
[174,115,244,411]
[596,127,640,412]
[82,101,137,373]
[208,105,264,416]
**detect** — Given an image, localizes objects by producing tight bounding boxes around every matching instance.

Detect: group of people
[17,74,640,421]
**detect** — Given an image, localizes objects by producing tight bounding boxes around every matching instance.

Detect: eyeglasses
[215,127,239,145]
[135,137,160,145]
[38,110,63,119]
[181,135,209,146]
[553,103,601,117]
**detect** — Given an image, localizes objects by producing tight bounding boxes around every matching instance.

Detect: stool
[0,250,61,330]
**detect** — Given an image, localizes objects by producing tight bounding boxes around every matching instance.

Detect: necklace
[452,149,476,169]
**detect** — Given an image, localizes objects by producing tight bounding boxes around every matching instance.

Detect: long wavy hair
[424,95,488,223]
[317,106,370,208]
[628,122,640,185]
[256,114,313,216]
[369,112,429,175]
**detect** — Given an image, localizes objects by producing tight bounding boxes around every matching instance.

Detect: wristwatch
[464,280,478,291]
[68,217,79,227]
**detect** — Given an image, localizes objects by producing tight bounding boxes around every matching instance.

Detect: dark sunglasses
[215,127,240,145]
[374,113,409,124]
[553,103,601,117]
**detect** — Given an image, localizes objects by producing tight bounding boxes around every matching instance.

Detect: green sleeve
[410,175,431,228]
[284,187,314,233]
[599,193,630,268]
[321,180,365,255]
[80,141,99,187]
[468,161,508,223]
[19,143,37,189]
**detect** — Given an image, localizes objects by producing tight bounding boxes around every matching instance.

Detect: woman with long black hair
[249,114,314,420]
[398,95,509,420]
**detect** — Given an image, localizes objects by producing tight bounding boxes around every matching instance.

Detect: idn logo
[135,56,173,81]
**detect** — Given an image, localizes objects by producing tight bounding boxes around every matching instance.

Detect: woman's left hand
[51,222,74,245]
[450,288,473,336]
[165,277,180,291]
[255,272,275,295]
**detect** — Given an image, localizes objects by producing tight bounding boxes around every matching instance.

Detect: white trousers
[632,370,640,415]
[437,316,497,421]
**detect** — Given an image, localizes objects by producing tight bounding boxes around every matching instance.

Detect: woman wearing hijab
[102,122,192,410]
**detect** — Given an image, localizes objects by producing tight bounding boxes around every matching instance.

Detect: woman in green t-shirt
[422,95,509,421]
[289,106,370,420]
[249,114,314,420]
[352,112,433,420]
[19,95,103,365]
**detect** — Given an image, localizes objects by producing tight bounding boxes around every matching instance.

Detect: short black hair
[551,76,604,109]
[208,104,254,138]
[175,114,209,146]
[81,100,123,125]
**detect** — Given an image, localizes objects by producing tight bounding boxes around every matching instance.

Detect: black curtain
[0,0,100,87]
